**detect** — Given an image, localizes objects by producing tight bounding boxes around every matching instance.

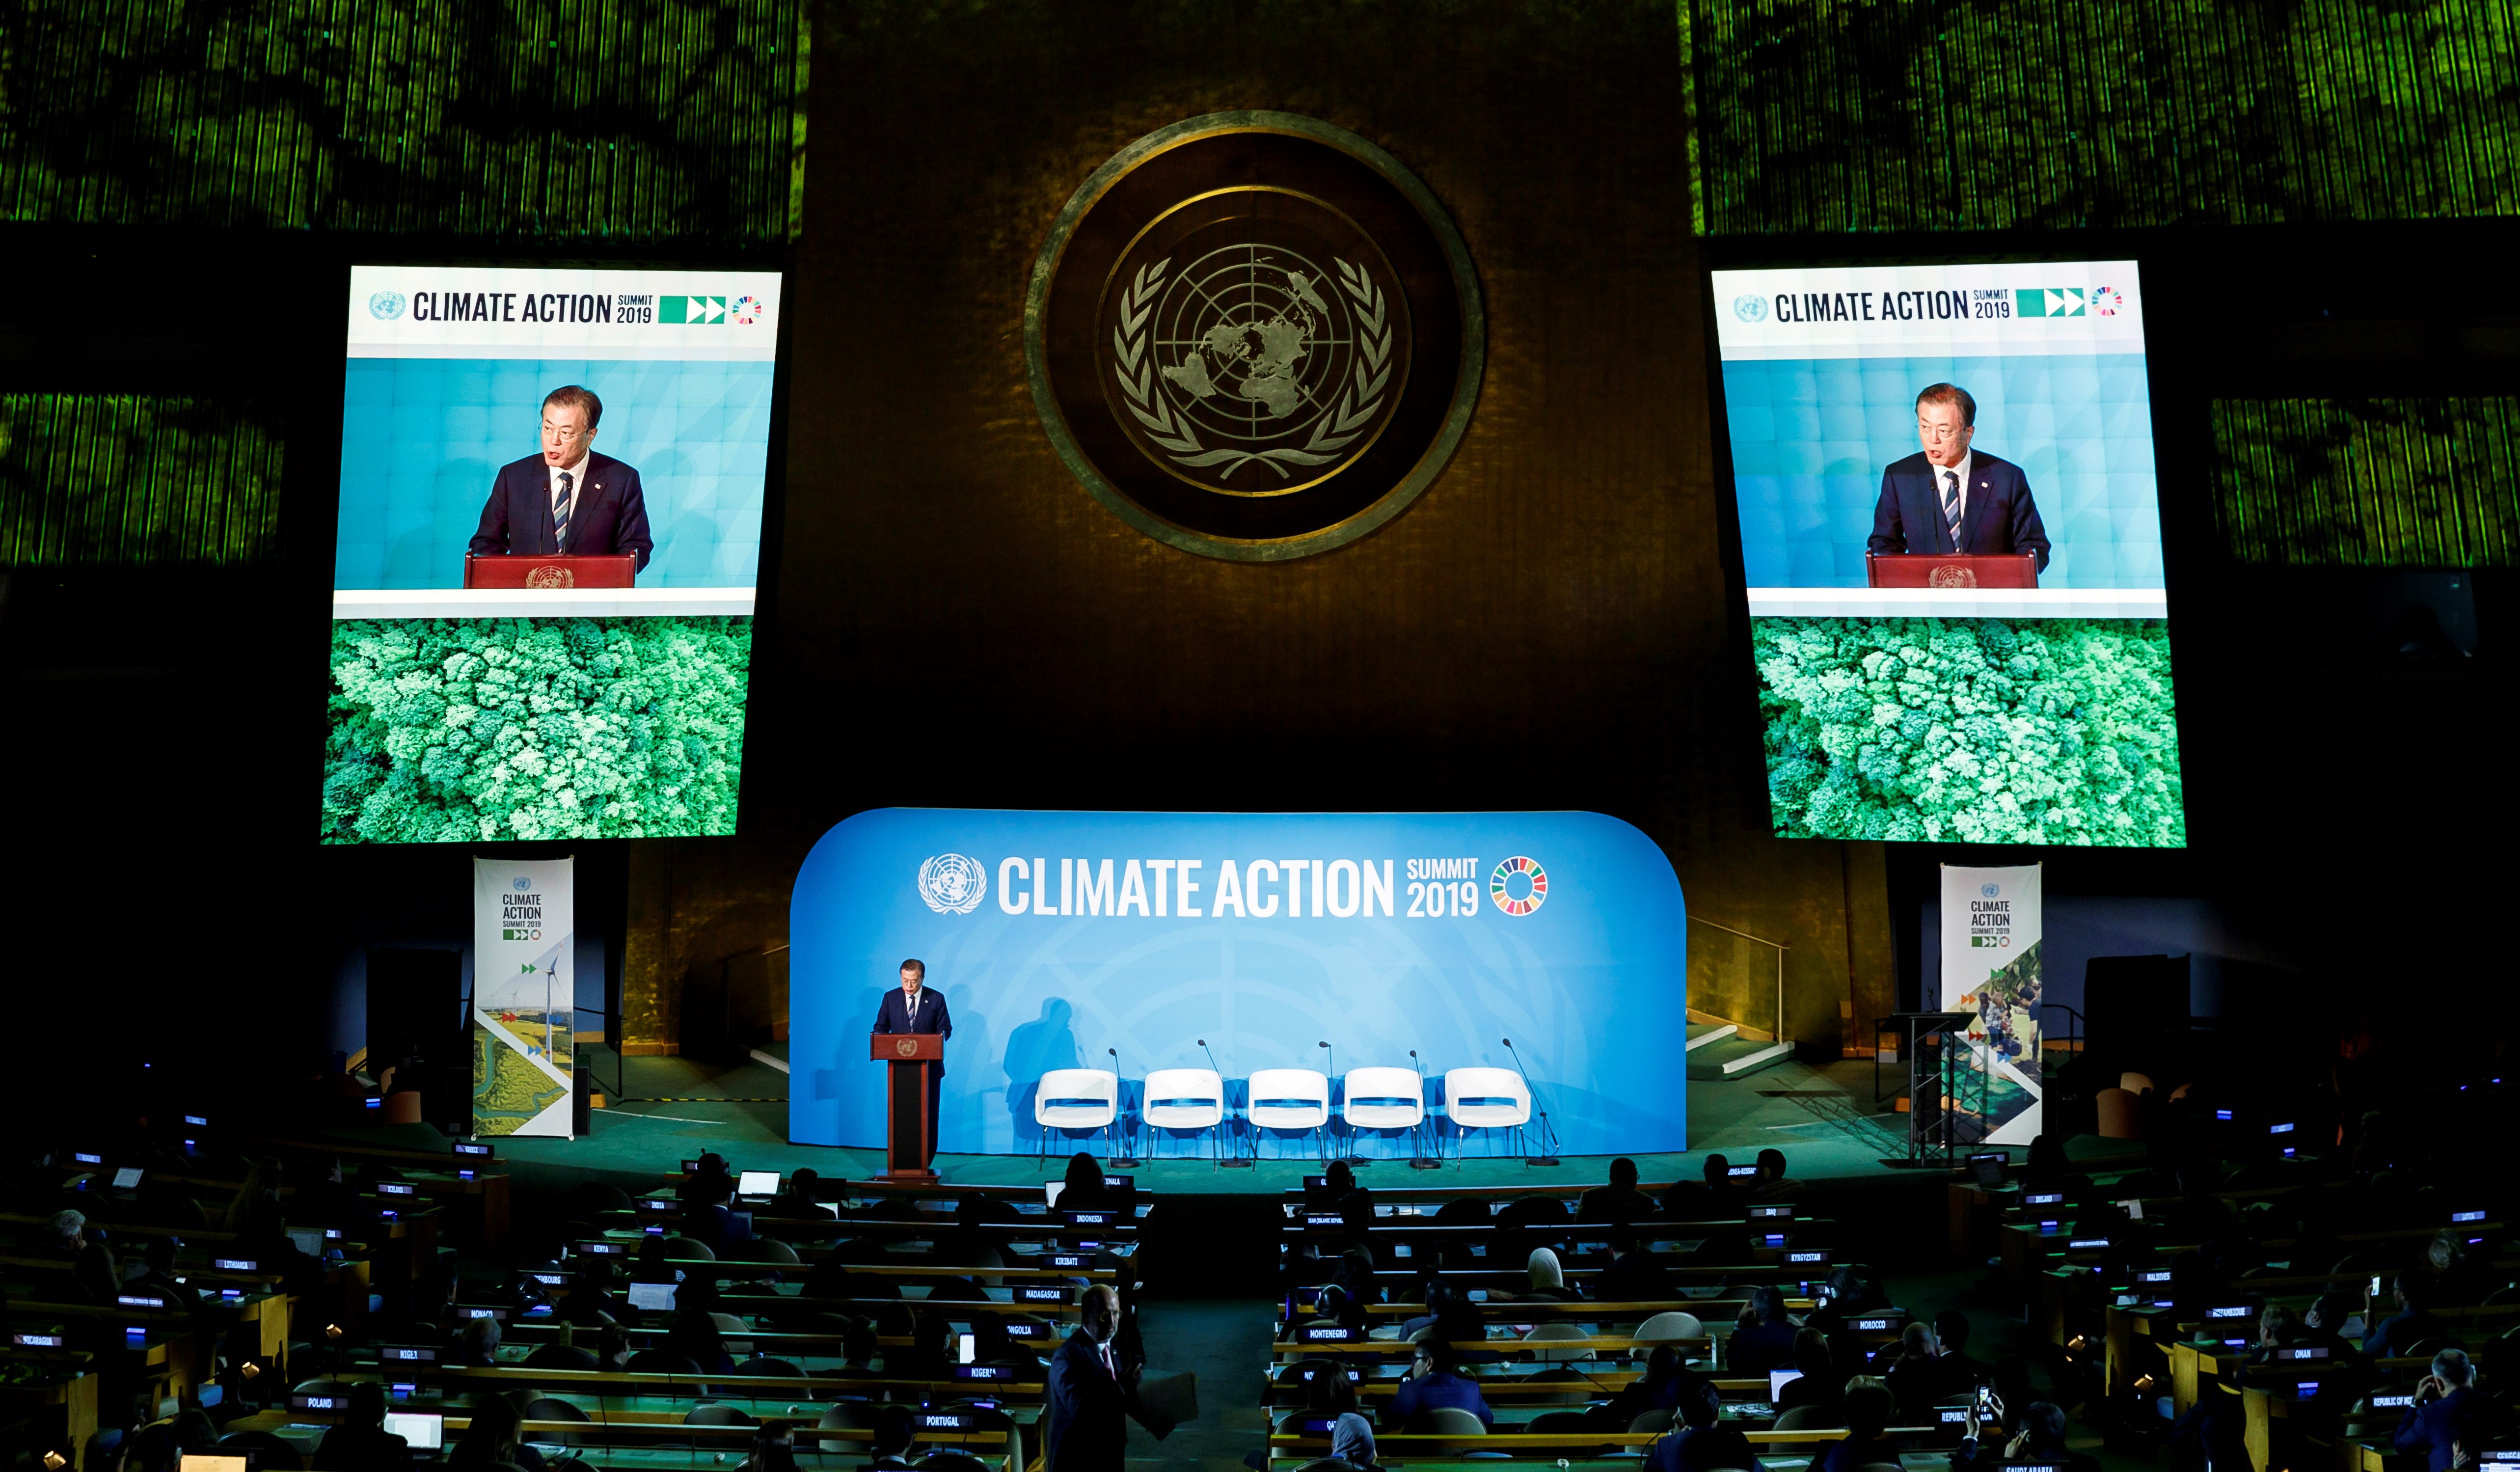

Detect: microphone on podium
[1106,1046,1140,1168]
[1500,1036,1561,1167]
[1198,1038,1252,1167]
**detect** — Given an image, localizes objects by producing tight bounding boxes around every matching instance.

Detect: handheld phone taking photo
[1976,1383,2002,1421]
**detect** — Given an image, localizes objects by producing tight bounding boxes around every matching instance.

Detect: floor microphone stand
[1502,1037,1561,1167]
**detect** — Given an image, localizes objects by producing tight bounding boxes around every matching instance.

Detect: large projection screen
[322,268,778,844]
[1709,263,2184,847]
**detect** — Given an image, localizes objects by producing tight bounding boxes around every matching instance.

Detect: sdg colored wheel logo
[1490,855,1548,917]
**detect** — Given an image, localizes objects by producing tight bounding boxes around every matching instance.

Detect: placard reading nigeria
[789,809,1687,1156]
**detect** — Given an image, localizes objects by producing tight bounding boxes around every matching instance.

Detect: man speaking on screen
[1867,383,2050,572]
[468,385,653,572]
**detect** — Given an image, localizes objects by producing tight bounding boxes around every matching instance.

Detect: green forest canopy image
[1757,617,2184,847]
[324,617,751,844]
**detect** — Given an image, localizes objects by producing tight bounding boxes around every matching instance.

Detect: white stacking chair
[1139,1067,1225,1161]
[1442,1066,1531,1158]
[1246,1068,1331,1161]
[1034,1068,1120,1164]
[1633,1310,1705,1343]
[1520,1321,1596,1363]
[1339,1067,1425,1160]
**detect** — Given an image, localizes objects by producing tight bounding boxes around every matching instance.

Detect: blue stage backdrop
[789,809,1688,1158]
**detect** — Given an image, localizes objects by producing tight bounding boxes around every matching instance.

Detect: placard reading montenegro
[790,810,1686,1156]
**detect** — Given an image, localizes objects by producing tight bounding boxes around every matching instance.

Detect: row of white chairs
[1032,1065,1533,1159]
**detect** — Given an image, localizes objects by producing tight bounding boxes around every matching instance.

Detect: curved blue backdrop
[788,809,1687,1157]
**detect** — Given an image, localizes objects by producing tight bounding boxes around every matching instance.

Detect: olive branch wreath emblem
[1110,256,1393,481]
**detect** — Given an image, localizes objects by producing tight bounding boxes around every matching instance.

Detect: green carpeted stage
[434,1042,2128,1195]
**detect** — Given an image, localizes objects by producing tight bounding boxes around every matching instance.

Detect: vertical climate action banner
[1940,863,2043,1145]
[471,857,575,1137]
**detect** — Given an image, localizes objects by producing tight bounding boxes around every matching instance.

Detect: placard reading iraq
[790,810,1688,1156]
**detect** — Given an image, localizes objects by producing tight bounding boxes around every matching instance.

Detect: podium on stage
[463,553,638,589]
[870,1032,944,1182]
[1865,552,2038,589]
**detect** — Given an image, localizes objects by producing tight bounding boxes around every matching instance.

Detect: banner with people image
[1940,863,2043,1145]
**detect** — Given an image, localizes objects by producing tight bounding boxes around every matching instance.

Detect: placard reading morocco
[789,810,1687,1156]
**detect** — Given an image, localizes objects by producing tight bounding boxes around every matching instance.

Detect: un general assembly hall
[0,7,2515,1472]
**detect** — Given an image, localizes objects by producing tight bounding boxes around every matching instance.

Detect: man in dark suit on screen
[872,958,951,1165]
[1867,382,2050,573]
[1046,1285,1138,1472]
[468,384,653,572]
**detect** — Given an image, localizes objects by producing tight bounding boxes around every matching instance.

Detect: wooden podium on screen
[1865,552,2039,589]
[463,553,638,589]
[870,1033,944,1183]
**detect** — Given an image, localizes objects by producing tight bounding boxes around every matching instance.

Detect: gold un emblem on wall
[1026,112,1484,561]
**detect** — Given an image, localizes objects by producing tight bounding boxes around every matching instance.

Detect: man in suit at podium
[873,958,951,1164]
[1867,383,2050,573]
[468,385,654,573]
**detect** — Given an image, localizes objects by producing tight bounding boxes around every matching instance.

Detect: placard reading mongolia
[1940,863,2042,1146]
[790,810,1688,1157]
[471,856,575,1137]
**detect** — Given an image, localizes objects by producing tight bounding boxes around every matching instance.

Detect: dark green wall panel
[2213,397,2520,566]
[1686,0,2520,233]
[0,0,810,242]
[0,393,284,565]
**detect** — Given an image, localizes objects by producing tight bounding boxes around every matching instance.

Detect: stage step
[1684,1023,1739,1053]
[1718,1041,1795,1078]
[1686,1029,1794,1081]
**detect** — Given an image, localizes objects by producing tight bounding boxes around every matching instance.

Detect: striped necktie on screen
[1941,468,1962,549]
[553,470,574,550]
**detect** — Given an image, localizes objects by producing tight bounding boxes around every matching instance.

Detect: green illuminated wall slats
[0,395,283,565]
[1689,0,2520,233]
[2212,399,2520,567]
[0,0,809,243]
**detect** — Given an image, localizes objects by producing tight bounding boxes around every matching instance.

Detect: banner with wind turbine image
[472,857,576,1136]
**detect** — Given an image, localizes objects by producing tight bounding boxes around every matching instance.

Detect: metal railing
[1687,914,1790,1045]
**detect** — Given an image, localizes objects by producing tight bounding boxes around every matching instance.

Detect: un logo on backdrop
[918,853,988,915]
[370,291,406,320]
[1982,883,2001,898]
[1733,295,1768,323]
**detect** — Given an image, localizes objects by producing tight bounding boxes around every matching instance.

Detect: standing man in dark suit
[872,958,951,1165]
[1046,1284,1137,1472]
[1867,383,2050,574]
[468,385,653,574]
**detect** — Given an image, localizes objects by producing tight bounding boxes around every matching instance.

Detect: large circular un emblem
[1028,112,1483,560]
